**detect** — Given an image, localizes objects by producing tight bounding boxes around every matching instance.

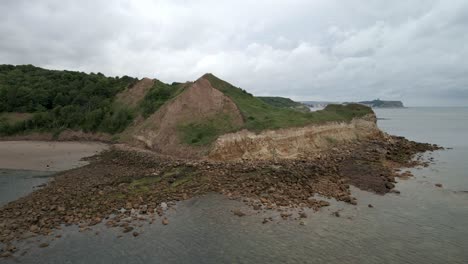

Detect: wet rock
[280,212,292,219]
[0,252,12,258]
[39,243,49,248]
[435,183,443,188]
[385,182,395,189]
[368,204,374,208]
[162,217,169,225]
[332,211,340,217]
[318,200,330,207]
[5,245,17,253]
[29,225,39,232]
[232,209,245,217]
[132,232,139,237]
[160,202,168,211]
[123,226,134,233]
[140,205,148,214]
[299,212,308,218]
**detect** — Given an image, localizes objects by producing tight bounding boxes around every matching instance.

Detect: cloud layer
[1,0,467,106]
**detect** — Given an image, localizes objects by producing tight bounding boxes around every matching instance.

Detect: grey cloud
[0,0,467,106]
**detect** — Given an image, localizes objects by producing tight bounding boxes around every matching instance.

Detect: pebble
[232,209,245,217]
[39,243,49,248]
[123,226,134,233]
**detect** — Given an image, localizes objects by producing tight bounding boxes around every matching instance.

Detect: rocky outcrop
[209,114,380,160]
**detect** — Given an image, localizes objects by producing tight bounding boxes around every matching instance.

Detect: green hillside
[0,64,138,135]
[203,74,373,132]
[257,96,302,108]
[0,66,373,144]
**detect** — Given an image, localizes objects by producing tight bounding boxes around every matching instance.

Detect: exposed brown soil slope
[124,76,244,158]
[115,78,155,108]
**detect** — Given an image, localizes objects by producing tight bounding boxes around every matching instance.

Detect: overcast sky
[1,0,467,106]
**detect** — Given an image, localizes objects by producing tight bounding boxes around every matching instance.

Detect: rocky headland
[0,65,442,257]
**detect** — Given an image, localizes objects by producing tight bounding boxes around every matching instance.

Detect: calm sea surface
[1,107,468,264]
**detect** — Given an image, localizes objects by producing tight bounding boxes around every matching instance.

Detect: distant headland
[303,99,404,109]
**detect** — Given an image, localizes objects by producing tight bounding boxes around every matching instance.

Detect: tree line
[0,64,138,135]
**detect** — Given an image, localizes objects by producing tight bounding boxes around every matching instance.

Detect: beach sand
[0,141,108,171]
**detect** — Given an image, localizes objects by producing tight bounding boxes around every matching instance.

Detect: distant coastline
[302,99,404,109]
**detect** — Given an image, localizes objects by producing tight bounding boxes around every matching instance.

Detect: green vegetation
[178,113,241,146]
[203,74,373,132]
[0,65,374,148]
[257,96,302,108]
[129,175,162,194]
[139,80,186,118]
[0,64,137,135]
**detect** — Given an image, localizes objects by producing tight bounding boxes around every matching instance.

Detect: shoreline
[0,134,441,256]
[0,141,108,171]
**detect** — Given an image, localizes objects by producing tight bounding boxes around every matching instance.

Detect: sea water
[1,107,467,264]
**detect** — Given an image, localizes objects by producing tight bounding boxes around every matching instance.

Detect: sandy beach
[0,141,108,171]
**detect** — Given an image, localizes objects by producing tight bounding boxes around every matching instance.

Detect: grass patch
[129,175,162,194]
[178,113,241,146]
[257,96,303,108]
[204,74,373,132]
[139,80,186,118]
[164,166,198,188]
[325,136,338,145]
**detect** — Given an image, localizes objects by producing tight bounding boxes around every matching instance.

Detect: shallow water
[0,169,53,207]
[2,107,468,263]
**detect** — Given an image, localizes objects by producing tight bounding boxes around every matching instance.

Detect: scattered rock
[299,212,307,218]
[132,232,139,237]
[332,211,340,217]
[368,204,374,208]
[435,183,443,188]
[162,218,169,225]
[0,134,441,251]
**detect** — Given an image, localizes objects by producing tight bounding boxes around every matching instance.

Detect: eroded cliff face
[124,77,244,158]
[209,114,380,160]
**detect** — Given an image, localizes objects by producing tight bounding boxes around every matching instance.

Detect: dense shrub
[0,64,137,135]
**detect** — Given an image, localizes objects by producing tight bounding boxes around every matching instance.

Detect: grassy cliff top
[257,96,303,108]
[203,74,373,132]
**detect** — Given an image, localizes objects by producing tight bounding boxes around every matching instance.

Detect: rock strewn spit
[0,135,440,253]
